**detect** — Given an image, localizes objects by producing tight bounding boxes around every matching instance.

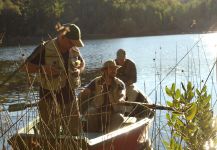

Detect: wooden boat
[8,90,154,150]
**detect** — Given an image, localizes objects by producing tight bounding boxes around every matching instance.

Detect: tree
[164,82,217,149]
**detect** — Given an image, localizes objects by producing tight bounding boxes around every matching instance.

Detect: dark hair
[117,49,126,57]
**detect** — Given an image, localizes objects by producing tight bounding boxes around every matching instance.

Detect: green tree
[2,0,217,42]
[0,0,21,35]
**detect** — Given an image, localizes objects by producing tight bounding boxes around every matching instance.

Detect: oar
[8,102,38,112]
[123,101,176,111]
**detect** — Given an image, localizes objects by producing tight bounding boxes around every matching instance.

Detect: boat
[8,88,154,150]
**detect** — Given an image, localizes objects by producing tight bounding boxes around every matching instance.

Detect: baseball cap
[65,24,84,47]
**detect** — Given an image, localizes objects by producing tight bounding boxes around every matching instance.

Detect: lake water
[1,33,217,149]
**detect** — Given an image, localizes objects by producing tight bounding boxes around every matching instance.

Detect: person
[115,49,138,112]
[79,60,126,132]
[22,23,85,136]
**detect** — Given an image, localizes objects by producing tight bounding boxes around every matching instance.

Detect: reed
[1,35,217,150]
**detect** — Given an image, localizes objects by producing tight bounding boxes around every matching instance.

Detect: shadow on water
[0,60,102,149]
[0,61,27,96]
[0,60,101,103]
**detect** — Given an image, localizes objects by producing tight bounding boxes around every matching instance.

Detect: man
[79,60,126,132]
[115,49,137,104]
[22,23,85,136]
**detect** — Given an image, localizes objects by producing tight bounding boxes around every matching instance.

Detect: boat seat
[83,132,103,140]
[123,116,137,125]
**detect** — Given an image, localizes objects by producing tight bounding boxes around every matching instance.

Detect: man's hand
[71,68,81,77]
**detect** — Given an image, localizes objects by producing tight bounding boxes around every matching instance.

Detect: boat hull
[8,117,152,150]
[8,86,153,150]
[88,122,151,150]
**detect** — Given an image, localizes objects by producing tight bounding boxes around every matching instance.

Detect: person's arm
[23,63,60,76]
[71,47,85,76]
[21,44,60,76]
[20,44,44,73]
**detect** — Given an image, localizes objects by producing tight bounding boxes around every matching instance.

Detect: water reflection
[1,33,217,149]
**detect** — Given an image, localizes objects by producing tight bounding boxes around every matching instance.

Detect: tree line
[0,0,217,44]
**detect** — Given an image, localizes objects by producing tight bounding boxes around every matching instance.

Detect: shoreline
[1,29,217,47]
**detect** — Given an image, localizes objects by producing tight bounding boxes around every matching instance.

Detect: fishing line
[0,31,83,138]
[148,37,202,97]
[190,48,198,87]
[187,46,190,81]
[200,59,217,114]
[197,45,202,89]
[175,43,178,83]
[200,39,217,109]
[0,108,30,139]
[151,49,157,149]
[202,60,216,94]
[0,89,52,138]
[0,45,42,138]
[157,46,162,150]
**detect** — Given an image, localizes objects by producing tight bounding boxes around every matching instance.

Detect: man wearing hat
[115,49,138,112]
[79,60,126,132]
[22,23,85,136]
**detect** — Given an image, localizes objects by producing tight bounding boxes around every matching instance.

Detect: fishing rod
[200,39,217,109]
[6,95,178,112]
[123,101,176,111]
[0,107,31,139]
[202,60,217,90]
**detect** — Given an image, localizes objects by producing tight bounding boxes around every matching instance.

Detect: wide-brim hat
[101,60,121,70]
[65,24,84,47]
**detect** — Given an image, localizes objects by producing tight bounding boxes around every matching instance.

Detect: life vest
[37,39,81,91]
[93,76,125,112]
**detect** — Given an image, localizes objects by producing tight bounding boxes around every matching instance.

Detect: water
[1,33,217,149]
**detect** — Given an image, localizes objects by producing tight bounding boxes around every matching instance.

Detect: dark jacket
[115,59,137,85]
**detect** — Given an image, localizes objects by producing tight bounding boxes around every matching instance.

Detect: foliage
[164,82,217,150]
[1,0,217,41]
[0,0,21,14]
